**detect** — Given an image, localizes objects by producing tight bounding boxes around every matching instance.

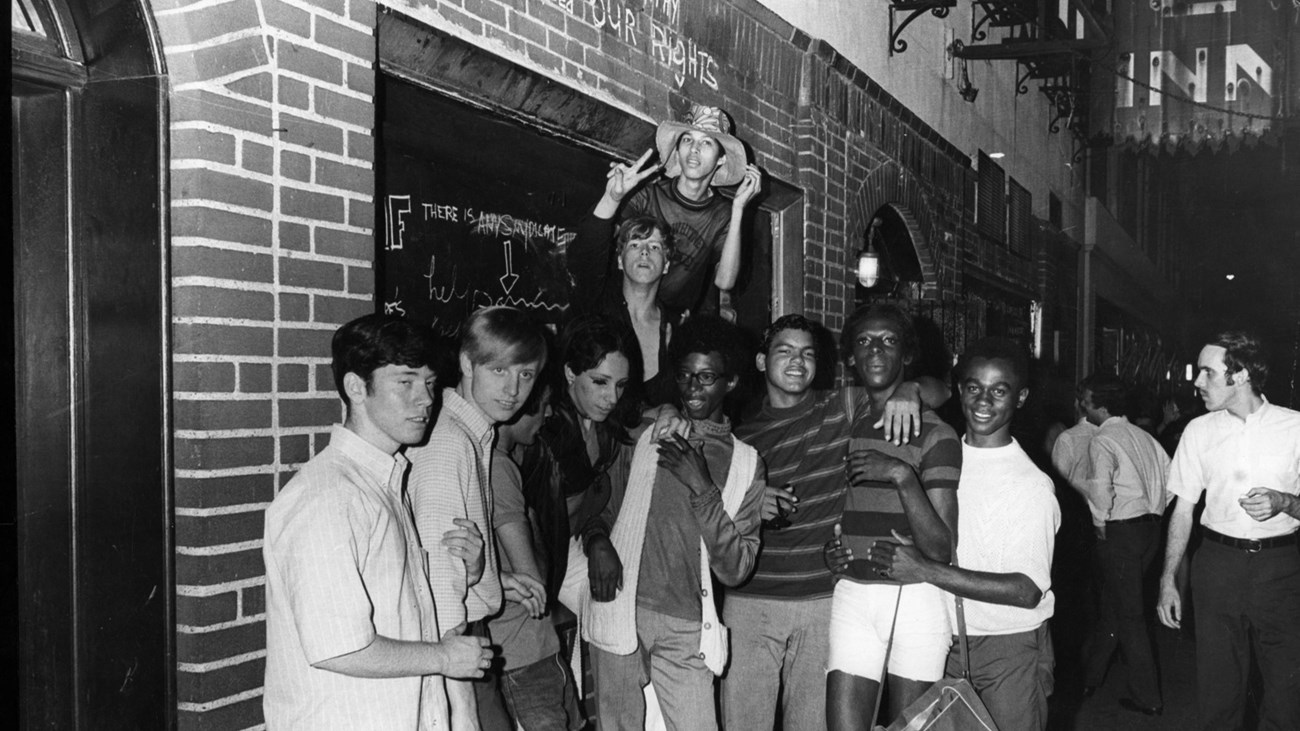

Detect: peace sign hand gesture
[605,148,660,203]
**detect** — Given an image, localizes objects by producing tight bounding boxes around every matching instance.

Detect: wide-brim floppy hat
[655,104,748,187]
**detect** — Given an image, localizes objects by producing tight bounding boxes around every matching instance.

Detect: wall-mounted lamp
[950,40,979,103]
[857,218,884,287]
[857,244,881,287]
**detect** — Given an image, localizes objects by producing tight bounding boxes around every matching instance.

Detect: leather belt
[1106,513,1161,525]
[1203,527,1299,553]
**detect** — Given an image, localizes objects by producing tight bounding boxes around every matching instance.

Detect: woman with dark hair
[520,314,642,616]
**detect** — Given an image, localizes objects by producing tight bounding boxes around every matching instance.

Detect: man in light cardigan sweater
[584,316,766,730]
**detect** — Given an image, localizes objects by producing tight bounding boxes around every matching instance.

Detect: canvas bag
[878,594,999,731]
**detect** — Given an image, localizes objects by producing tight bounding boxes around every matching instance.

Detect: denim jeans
[500,653,584,731]
[590,607,716,731]
[720,594,832,731]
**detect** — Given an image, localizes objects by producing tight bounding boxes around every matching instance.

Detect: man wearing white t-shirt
[1156,330,1300,730]
[869,337,1059,731]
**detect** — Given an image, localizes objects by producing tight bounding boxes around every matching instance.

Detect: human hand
[1239,487,1292,522]
[847,448,914,488]
[436,623,494,679]
[731,164,763,209]
[502,572,547,619]
[442,518,485,587]
[605,148,659,203]
[761,484,797,523]
[586,535,623,603]
[867,531,929,584]
[824,523,853,575]
[649,403,691,442]
[658,434,714,498]
[1156,577,1182,629]
[873,381,923,445]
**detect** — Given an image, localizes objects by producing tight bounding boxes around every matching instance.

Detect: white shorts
[827,580,952,682]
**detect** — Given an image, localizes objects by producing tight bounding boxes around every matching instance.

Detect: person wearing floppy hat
[583,103,763,318]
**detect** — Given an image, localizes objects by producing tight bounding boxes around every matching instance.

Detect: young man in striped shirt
[722,314,942,731]
[824,305,961,729]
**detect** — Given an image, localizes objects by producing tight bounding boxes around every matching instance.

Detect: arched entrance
[12,0,171,726]
[854,202,928,306]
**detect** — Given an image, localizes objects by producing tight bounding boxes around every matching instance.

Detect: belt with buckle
[1203,527,1299,553]
[1106,513,1162,525]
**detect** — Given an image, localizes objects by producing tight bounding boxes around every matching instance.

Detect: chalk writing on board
[500,242,519,294]
[385,195,411,251]
[384,288,407,317]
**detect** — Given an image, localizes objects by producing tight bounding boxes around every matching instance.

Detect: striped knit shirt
[733,388,867,599]
[840,408,961,581]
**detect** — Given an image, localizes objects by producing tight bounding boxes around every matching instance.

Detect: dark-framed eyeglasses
[675,371,727,386]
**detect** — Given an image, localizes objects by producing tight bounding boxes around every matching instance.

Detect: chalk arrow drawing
[500,241,519,295]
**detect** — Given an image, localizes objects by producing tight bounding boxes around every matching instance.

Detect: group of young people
[260,102,1063,731]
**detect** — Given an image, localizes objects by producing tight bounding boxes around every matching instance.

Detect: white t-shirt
[951,438,1060,636]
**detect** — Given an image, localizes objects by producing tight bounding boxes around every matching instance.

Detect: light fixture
[988,152,1006,159]
[1185,363,1194,381]
[950,40,979,103]
[857,244,881,287]
[857,218,883,287]
[1225,274,1236,281]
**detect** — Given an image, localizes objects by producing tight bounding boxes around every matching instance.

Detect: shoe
[1118,698,1163,716]
[1081,685,1098,699]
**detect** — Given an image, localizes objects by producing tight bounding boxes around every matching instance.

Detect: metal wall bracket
[889,1,956,56]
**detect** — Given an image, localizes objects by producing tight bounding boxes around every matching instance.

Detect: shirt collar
[330,424,408,485]
[691,416,732,437]
[1100,415,1129,429]
[441,388,495,442]
[1245,398,1272,424]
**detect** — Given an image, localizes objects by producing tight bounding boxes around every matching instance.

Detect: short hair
[759,314,821,359]
[331,313,438,404]
[670,315,747,376]
[614,216,674,257]
[840,303,919,364]
[956,337,1030,389]
[558,314,641,382]
[1212,329,1268,395]
[1081,373,1128,416]
[461,306,548,369]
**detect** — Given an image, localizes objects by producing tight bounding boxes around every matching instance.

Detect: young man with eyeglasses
[584,316,765,729]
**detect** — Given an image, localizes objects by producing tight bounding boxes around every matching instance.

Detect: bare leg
[827,670,880,731]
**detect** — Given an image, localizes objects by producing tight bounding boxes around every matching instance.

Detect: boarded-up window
[976,151,1006,243]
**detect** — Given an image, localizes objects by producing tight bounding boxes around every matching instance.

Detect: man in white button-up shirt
[263,314,492,730]
[1156,330,1300,731]
[1072,374,1169,716]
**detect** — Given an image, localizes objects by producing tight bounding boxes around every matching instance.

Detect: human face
[676,351,736,423]
[507,392,553,448]
[348,364,436,454]
[676,130,724,182]
[847,316,911,393]
[1080,389,1105,426]
[1193,345,1248,413]
[617,229,669,285]
[959,357,1027,448]
[757,328,817,400]
[567,352,631,423]
[459,352,541,425]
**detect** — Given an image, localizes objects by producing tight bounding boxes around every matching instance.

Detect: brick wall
[152,0,1068,727]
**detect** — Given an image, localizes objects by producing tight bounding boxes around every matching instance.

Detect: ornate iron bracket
[1015,62,1033,96]
[889,1,956,56]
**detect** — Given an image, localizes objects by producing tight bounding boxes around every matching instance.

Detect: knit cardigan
[582,428,757,675]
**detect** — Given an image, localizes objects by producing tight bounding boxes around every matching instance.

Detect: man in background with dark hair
[869,337,1059,731]
[1071,374,1169,716]
[263,314,491,730]
[1157,330,1300,730]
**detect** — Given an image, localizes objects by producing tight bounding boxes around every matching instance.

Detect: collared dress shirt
[1169,400,1300,540]
[1051,417,1097,487]
[263,425,448,730]
[408,388,502,628]
[1076,415,1170,526]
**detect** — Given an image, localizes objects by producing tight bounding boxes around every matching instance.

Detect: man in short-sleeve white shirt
[1156,330,1300,730]
[263,314,492,730]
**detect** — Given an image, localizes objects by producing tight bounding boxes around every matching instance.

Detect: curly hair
[670,315,748,376]
[1212,330,1269,395]
[956,336,1030,390]
[758,314,821,359]
[840,303,919,365]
